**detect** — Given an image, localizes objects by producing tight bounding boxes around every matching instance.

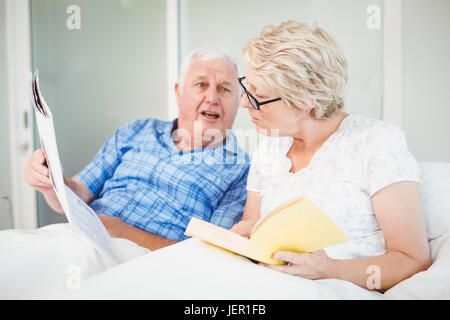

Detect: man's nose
[205,87,219,105]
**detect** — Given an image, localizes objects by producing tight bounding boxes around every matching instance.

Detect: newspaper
[30,71,125,265]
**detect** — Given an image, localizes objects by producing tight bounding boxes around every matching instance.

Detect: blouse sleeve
[363,124,421,197]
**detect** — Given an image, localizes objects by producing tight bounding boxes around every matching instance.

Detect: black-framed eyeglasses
[238,76,281,111]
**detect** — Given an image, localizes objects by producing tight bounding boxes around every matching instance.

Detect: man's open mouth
[201,111,220,119]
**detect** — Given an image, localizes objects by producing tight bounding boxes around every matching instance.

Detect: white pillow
[419,162,450,240]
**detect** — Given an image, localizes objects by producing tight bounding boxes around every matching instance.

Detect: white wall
[180,0,384,156]
[4,0,449,228]
[402,0,450,162]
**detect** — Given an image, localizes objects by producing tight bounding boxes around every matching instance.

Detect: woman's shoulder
[342,114,405,142]
[344,113,398,131]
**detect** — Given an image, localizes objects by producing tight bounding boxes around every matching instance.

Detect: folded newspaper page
[30,71,125,265]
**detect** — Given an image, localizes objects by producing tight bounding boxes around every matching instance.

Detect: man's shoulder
[223,130,251,165]
[117,117,172,137]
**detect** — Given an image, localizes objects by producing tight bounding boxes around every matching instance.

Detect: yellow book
[184,197,349,265]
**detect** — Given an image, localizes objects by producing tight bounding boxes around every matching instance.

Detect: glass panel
[0,0,14,229]
[30,0,167,226]
[180,0,384,154]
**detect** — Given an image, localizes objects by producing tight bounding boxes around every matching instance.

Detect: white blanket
[2,227,450,300]
[39,234,450,300]
[41,238,384,300]
[0,223,149,299]
[2,161,450,299]
[384,234,450,299]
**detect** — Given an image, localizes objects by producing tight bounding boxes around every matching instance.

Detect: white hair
[178,47,239,93]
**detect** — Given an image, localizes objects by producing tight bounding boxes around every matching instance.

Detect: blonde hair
[243,20,348,119]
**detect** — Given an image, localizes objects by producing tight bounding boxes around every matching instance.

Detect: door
[30,0,168,226]
[0,0,13,229]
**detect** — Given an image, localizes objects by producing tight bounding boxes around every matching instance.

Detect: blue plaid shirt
[75,118,250,241]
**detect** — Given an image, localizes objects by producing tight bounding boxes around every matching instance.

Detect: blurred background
[1,0,449,230]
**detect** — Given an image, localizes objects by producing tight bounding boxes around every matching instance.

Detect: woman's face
[240,67,306,137]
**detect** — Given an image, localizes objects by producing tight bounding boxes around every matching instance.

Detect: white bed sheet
[2,227,450,300]
[3,162,449,300]
[384,234,450,299]
[44,238,382,300]
[0,223,149,299]
[43,233,450,300]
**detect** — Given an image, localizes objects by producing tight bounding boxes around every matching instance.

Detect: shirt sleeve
[363,124,421,197]
[74,121,135,197]
[209,169,249,229]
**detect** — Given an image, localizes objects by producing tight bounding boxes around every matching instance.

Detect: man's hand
[24,149,65,213]
[24,149,94,214]
[24,149,54,194]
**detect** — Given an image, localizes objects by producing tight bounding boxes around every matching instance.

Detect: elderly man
[24,47,250,251]
[0,48,249,299]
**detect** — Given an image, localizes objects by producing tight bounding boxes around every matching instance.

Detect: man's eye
[221,87,231,92]
[196,82,206,88]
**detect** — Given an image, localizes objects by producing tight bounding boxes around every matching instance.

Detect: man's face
[175,58,240,146]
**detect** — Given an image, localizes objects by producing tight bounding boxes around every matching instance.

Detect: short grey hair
[178,47,239,93]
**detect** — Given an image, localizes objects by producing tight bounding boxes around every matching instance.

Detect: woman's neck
[290,112,348,154]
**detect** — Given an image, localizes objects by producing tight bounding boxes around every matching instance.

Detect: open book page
[249,197,306,236]
[31,72,125,265]
[247,197,349,265]
[185,198,349,265]
[184,217,251,257]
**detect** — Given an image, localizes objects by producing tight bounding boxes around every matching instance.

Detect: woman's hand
[230,220,258,238]
[263,249,335,280]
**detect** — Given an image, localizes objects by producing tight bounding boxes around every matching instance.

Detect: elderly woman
[230,20,431,291]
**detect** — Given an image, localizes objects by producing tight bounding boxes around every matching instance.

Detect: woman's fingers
[272,251,304,264]
[263,250,332,280]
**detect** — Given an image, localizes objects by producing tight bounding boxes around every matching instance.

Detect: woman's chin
[254,123,282,137]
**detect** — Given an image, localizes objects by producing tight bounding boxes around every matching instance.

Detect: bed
[40,162,450,300]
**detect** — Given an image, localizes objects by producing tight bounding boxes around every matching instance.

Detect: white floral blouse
[246,114,421,260]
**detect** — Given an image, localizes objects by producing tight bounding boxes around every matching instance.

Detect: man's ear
[174,82,181,107]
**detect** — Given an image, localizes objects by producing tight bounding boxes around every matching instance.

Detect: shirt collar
[161,118,239,156]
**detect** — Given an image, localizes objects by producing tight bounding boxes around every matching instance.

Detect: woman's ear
[306,98,316,112]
